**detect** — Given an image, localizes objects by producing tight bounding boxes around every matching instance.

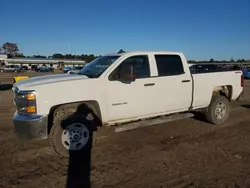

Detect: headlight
[14,89,37,114]
[17,105,36,113]
[15,92,36,100]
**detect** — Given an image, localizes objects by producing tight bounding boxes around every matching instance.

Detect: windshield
[79,55,120,78]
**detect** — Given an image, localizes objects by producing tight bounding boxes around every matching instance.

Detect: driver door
[105,55,155,122]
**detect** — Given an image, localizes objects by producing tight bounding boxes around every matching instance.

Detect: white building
[0,54,7,66]
[0,54,86,69]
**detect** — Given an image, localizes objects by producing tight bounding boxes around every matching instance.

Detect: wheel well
[47,101,102,135]
[212,85,232,100]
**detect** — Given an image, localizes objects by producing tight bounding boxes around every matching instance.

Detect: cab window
[109,55,150,81]
[154,55,184,76]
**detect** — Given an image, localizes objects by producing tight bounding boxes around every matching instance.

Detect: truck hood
[13,74,89,90]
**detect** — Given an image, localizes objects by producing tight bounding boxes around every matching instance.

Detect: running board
[114,113,194,133]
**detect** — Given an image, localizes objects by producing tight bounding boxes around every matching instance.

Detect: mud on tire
[204,95,230,125]
[49,110,96,158]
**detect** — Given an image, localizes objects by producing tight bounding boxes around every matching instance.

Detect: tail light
[241,74,244,87]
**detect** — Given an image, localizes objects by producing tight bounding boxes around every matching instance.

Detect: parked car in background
[31,65,39,71]
[62,67,72,73]
[242,68,250,79]
[189,64,219,73]
[188,64,241,74]
[21,66,29,71]
[38,66,54,72]
[0,65,22,72]
[67,66,84,74]
[48,67,54,72]
[39,66,49,72]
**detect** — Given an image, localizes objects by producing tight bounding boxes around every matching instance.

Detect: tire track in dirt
[0,144,66,188]
[91,125,250,188]
[89,107,250,188]
[0,154,68,188]
[158,108,250,152]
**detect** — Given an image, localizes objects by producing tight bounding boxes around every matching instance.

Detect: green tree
[16,53,25,57]
[64,54,75,59]
[86,54,96,62]
[33,55,46,58]
[52,53,64,59]
[0,47,4,53]
[2,42,19,57]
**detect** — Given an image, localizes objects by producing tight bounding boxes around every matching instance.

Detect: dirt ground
[1,71,250,188]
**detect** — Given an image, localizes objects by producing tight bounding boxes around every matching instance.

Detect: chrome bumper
[13,112,48,140]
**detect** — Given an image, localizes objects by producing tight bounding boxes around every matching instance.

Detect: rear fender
[212,85,232,100]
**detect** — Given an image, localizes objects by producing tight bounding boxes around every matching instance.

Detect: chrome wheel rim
[215,102,227,119]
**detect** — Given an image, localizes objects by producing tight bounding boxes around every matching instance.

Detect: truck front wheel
[49,112,96,158]
[204,95,230,125]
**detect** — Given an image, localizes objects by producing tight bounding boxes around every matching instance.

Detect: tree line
[0,42,104,63]
[187,58,248,63]
[0,42,248,63]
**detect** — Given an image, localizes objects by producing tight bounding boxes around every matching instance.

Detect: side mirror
[121,65,136,82]
[110,65,136,83]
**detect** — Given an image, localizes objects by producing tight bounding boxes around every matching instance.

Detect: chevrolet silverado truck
[12,51,244,158]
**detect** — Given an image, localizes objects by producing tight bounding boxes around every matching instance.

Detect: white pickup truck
[12,51,244,157]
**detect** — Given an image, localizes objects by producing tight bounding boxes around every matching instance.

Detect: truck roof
[105,51,183,56]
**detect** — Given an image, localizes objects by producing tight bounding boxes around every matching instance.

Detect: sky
[1,0,250,60]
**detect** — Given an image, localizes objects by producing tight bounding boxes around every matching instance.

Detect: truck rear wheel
[49,112,96,158]
[204,95,230,125]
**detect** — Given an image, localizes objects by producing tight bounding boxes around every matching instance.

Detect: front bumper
[13,112,48,140]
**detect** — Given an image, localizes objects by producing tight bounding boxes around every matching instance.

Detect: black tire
[49,112,96,158]
[204,95,230,125]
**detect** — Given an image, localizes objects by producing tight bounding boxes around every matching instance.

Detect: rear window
[154,55,184,76]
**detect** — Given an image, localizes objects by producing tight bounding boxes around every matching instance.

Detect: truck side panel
[146,52,193,113]
[192,71,243,109]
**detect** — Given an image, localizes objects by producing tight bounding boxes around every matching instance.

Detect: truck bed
[191,70,243,109]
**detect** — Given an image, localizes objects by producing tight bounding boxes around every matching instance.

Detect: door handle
[144,83,155,86]
[182,80,190,83]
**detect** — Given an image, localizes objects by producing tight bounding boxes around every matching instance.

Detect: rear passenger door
[153,54,192,113]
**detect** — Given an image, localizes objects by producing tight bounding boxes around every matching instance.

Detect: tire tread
[204,95,230,125]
